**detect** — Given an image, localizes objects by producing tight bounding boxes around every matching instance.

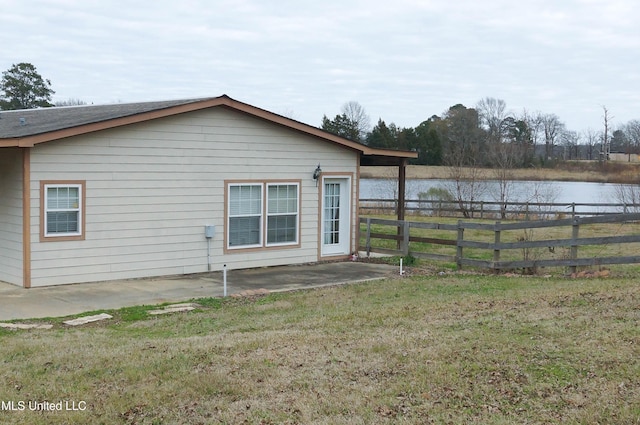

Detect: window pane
[267,215,297,244]
[47,187,79,210]
[230,185,261,216]
[47,187,58,209]
[229,216,261,246]
[267,184,297,214]
[47,211,79,233]
[323,183,340,245]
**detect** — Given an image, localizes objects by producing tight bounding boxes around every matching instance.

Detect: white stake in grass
[223,264,227,297]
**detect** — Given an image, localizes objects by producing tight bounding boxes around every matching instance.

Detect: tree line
[3,62,638,167]
[321,99,640,167]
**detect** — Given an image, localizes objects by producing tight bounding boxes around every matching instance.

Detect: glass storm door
[321,178,351,256]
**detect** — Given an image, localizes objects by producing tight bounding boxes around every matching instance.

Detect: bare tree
[610,119,640,210]
[341,101,371,143]
[476,97,508,145]
[612,183,640,213]
[561,130,580,160]
[442,142,487,218]
[601,106,613,161]
[489,141,519,218]
[523,181,561,219]
[520,109,543,160]
[55,98,87,107]
[541,113,565,160]
[582,128,599,160]
[621,120,640,156]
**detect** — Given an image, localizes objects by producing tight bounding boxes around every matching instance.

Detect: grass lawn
[0,272,638,424]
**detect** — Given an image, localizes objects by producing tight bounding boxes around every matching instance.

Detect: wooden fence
[360,198,639,219]
[360,212,640,273]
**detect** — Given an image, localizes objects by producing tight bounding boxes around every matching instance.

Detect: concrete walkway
[0,262,398,321]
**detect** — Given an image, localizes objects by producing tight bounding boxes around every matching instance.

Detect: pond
[360,179,635,214]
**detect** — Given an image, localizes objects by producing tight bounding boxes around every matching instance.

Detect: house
[609,152,640,163]
[0,95,416,288]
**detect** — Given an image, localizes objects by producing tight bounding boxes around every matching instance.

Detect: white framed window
[226,181,300,250]
[266,183,299,246]
[42,182,84,239]
[228,184,262,248]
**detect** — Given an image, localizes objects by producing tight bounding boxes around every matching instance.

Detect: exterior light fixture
[313,164,322,186]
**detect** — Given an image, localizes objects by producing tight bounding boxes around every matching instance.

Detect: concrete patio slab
[0,261,397,321]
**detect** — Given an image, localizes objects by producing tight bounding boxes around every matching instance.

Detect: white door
[321,177,351,256]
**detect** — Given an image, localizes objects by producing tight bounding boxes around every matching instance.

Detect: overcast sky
[1,0,638,133]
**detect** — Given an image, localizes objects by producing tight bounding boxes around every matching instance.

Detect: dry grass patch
[361,163,640,184]
[0,275,638,424]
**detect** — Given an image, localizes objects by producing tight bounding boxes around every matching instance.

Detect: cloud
[0,0,638,131]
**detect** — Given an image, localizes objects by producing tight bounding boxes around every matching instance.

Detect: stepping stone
[63,313,112,326]
[0,322,53,330]
[148,303,198,315]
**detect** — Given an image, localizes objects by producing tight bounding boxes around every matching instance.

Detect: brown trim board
[22,148,31,288]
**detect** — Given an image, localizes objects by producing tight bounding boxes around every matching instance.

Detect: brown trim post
[397,158,407,250]
[398,158,407,222]
[22,148,31,288]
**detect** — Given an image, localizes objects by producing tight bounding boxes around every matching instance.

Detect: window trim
[39,180,86,242]
[225,180,301,252]
[227,183,263,249]
[265,182,300,247]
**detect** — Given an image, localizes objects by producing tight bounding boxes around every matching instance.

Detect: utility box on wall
[204,225,215,239]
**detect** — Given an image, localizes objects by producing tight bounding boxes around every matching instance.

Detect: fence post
[570,217,579,274]
[365,217,372,258]
[493,221,501,273]
[402,221,410,256]
[456,220,464,270]
[480,201,484,219]
[571,203,576,218]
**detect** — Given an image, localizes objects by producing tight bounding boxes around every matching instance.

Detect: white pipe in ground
[223,264,227,297]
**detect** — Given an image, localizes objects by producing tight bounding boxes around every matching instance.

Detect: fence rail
[360,198,639,219]
[359,212,640,273]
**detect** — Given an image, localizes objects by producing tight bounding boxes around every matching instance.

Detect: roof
[0,95,417,161]
[0,98,210,138]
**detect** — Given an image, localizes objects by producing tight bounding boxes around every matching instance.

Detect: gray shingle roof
[0,97,215,138]
[0,94,418,161]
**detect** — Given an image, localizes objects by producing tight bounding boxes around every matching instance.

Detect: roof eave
[0,139,20,147]
[4,98,228,147]
[0,95,418,160]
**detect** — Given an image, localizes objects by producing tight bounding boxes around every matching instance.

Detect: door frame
[318,174,353,259]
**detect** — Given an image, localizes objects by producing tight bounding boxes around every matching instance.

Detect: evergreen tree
[0,63,55,110]
[321,113,360,141]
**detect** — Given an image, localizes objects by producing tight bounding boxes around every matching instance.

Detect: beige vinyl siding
[0,148,23,286]
[29,108,358,286]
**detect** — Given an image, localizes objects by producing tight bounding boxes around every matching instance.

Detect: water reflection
[361,179,635,214]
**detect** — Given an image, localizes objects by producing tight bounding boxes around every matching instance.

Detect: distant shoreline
[360,164,640,185]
